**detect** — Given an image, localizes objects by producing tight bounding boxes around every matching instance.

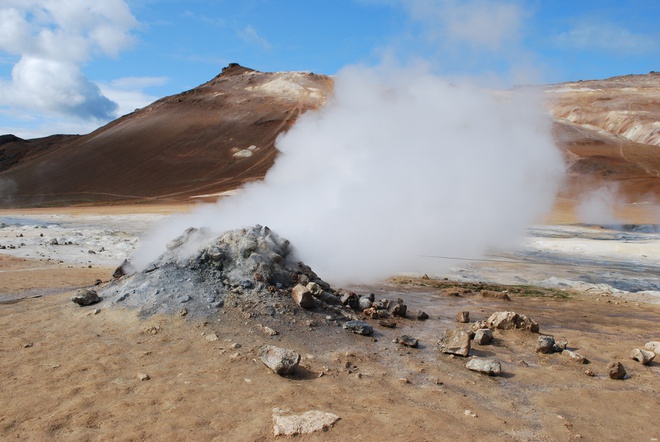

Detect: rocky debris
[379,319,397,328]
[417,310,429,320]
[473,329,493,345]
[258,345,300,375]
[464,409,478,418]
[607,361,626,380]
[358,295,374,311]
[455,311,470,323]
[440,329,471,357]
[292,284,316,309]
[487,311,539,332]
[394,335,419,348]
[137,373,150,381]
[71,289,100,306]
[272,408,340,436]
[644,341,660,354]
[391,298,407,318]
[343,320,373,336]
[471,320,488,331]
[536,336,556,354]
[630,348,655,365]
[466,358,501,376]
[553,339,568,353]
[562,350,588,364]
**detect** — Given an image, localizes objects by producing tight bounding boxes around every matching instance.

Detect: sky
[0,0,658,139]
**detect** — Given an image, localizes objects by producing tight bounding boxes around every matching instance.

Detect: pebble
[630,348,655,365]
[138,373,150,381]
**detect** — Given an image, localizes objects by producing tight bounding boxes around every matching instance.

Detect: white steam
[133,63,564,284]
[576,185,621,225]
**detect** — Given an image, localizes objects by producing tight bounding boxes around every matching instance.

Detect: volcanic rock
[343,320,373,336]
[391,298,407,318]
[258,345,301,375]
[630,348,655,365]
[292,284,316,309]
[487,311,539,332]
[440,329,471,357]
[358,296,374,311]
[395,335,419,348]
[455,311,470,323]
[272,408,340,436]
[536,336,556,354]
[466,358,501,376]
[417,310,429,320]
[71,289,100,306]
[607,361,626,380]
[473,329,493,345]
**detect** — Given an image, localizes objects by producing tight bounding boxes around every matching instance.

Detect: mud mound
[99,225,331,319]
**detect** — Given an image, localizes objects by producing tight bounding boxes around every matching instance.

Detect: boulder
[487,311,539,332]
[644,341,660,354]
[272,408,340,436]
[562,350,588,364]
[395,335,419,348]
[343,320,373,336]
[536,336,556,354]
[71,289,100,306]
[473,329,493,345]
[607,361,626,380]
[466,358,501,376]
[291,284,316,309]
[358,296,374,311]
[258,345,301,375]
[631,348,655,365]
[440,329,471,357]
[455,311,470,323]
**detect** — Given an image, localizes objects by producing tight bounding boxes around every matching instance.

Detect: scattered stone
[358,296,373,311]
[440,329,471,357]
[464,409,478,418]
[179,308,188,317]
[536,335,556,354]
[261,325,278,336]
[553,339,568,353]
[92,308,101,315]
[455,311,470,323]
[644,341,660,354]
[343,320,373,336]
[487,311,539,332]
[471,320,488,332]
[205,333,219,342]
[112,259,132,278]
[466,358,501,376]
[231,343,241,349]
[630,348,655,365]
[71,289,100,306]
[473,329,493,345]
[391,298,407,318]
[291,284,316,309]
[606,361,626,380]
[417,310,429,320]
[378,319,397,328]
[23,342,33,348]
[258,345,301,375]
[94,279,102,286]
[395,335,419,348]
[272,408,340,436]
[562,350,588,364]
[49,238,58,246]
[137,373,150,381]
[584,368,595,377]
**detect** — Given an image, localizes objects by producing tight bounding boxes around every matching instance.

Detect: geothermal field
[1,67,659,440]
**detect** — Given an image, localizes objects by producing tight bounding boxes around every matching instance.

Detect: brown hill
[1,66,659,209]
[0,63,332,207]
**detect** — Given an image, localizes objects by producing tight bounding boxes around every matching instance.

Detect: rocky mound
[99,225,339,319]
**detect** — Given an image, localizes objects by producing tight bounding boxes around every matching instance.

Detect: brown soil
[1,256,658,440]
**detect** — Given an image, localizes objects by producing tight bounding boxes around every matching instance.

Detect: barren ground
[1,204,659,441]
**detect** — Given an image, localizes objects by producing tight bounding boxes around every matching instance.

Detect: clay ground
[0,204,659,441]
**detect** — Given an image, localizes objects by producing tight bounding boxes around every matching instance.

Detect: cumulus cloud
[553,21,657,54]
[99,76,168,117]
[0,0,138,121]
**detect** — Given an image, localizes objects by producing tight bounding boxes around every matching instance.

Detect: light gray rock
[343,320,373,336]
[440,329,471,357]
[536,335,556,354]
[272,408,340,436]
[607,361,626,380]
[258,345,301,375]
[466,358,501,376]
[357,296,373,311]
[562,350,588,364]
[71,289,100,306]
[644,341,660,354]
[631,348,655,365]
[487,311,539,332]
[473,329,493,345]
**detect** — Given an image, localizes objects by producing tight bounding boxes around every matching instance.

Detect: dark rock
[379,319,397,328]
[291,284,316,309]
[455,311,470,323]
[343,320,373,336]
[417,310,429,320]
[440,329,471,357]
[536,336,556,354]
[71,289,100,306]
[395,335,419,348]
[259,345,301,375]
[391,302,407,318]
[607,361,626,379]
[473,329,493,345]
[466,358,501,376]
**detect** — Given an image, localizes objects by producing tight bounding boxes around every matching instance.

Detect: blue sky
[0,0,658,139]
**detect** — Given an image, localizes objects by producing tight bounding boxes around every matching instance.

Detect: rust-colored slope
[0,64,332,207]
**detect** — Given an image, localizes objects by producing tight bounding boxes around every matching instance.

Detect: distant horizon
[1,0,658,139]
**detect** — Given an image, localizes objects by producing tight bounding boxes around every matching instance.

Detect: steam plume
[133,63,564,283]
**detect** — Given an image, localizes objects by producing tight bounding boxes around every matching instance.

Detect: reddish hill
[0,64,332,207]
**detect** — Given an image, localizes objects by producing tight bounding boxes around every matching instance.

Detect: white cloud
[239,25,272,50]
[99,76,169,117]
[553,21,657,54]
[0,1,138,121]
